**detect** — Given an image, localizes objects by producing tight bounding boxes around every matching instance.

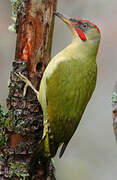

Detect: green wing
[44,58,97,157]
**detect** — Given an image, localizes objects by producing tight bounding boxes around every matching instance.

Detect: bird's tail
[29,132,58,177]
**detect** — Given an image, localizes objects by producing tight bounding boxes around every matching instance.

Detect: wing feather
[39,57,97,156]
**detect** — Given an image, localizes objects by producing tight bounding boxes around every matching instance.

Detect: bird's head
[54,12,101,43]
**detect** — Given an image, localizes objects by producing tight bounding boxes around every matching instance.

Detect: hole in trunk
[36,62,43,72]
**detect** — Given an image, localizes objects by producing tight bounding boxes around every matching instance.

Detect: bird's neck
[65,38,99,60]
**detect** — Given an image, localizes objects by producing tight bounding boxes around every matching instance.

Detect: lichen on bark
[9,0,23,32]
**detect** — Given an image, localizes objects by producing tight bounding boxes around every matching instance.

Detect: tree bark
[112,82,117,142]
[15,0,56,89]
[0,0,57,179]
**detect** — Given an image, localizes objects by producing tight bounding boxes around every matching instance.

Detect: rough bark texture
[0,0,57,179]
[112,82,117,142]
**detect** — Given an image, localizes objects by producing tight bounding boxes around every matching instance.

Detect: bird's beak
[53,11,71,25]
[54,11,77,39]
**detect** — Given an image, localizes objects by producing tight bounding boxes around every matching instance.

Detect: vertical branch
[0,0,57,179]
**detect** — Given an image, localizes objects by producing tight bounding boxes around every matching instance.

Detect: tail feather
[59,142,68,158]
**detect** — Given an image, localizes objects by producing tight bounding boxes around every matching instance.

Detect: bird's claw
[15,72,32,96]
[17,73,28,83]
[15,72,39,97]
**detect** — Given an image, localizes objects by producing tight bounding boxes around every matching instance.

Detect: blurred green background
[0,0,117,179]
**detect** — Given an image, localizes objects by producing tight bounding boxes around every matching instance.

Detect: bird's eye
[82,23,88,29]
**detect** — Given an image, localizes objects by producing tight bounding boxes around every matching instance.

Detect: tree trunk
[0,0,57,179]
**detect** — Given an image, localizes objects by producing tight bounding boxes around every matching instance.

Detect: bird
[16,11,101,160]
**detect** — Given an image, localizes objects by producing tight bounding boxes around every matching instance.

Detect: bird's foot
[15,72,39,97]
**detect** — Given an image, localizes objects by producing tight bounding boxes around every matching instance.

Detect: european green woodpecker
[17,12,101,159]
